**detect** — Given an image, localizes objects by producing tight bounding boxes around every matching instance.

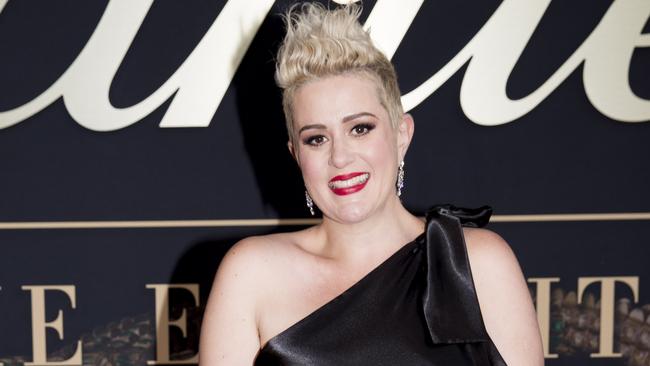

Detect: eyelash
[351,123,375,136]
[302,123,376,146]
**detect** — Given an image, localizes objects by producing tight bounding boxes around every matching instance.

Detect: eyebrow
[298,123,326,135]
[342,112,377,123]
[298,112,378,135]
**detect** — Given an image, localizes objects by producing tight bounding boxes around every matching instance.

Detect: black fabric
[254,204,507,365]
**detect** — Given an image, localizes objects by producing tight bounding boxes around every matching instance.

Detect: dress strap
[421,204,493,344]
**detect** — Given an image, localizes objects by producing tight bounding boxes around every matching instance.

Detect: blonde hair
[275,2,403,146]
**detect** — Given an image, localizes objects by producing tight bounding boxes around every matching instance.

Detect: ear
[396,113,415,161]
[287,140,300,165]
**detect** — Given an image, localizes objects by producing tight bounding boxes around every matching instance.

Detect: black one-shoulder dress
[254,204,507,365]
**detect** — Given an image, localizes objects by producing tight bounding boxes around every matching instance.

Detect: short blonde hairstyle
[275,2,404,146]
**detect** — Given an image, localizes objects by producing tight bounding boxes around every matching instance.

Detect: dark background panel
[1,220,649,364]
[0,225,268,356]
[0,0,648,220]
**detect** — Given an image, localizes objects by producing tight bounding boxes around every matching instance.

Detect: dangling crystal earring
[305,190,315,216]
[396,160,405,197]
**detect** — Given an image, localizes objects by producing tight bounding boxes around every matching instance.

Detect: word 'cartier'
[0,0,648,131]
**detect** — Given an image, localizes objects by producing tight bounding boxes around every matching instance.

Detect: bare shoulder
[462,227,512,258]
[462,227,544,366]
[219,233,294,277]
[217,230,309,281]
[462,228,520,278]
[198,232,301,365]
[207,231,304,309]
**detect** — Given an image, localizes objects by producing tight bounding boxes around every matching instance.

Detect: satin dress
[254,204,507,365]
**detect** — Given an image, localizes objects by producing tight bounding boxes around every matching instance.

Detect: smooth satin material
[254,204,507,365]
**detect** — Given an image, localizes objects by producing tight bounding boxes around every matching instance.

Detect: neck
[315,197,425,267]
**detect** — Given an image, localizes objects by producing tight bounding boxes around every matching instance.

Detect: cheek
[365,131,397,167]
[365,135,399,192]
[297,150,327,183]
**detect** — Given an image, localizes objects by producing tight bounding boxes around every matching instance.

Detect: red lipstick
[328,172,370,196]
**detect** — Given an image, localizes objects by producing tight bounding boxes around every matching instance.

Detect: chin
[331,204,371,224]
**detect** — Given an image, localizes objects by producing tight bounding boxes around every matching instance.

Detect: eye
[303,134,328,146]
[351,123,375,136]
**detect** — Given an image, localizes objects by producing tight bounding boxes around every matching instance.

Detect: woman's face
[289,73,412,223]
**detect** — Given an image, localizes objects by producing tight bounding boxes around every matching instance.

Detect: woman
[199,3,543,365]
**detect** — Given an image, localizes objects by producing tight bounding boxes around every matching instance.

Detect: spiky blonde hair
[275,2,403,146]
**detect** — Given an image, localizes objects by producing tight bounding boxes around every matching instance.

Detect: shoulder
[462,226,508,252]
[462,227,517,272]
[199,232,303,364]
[207,229,318,310]
[219,234,285,272]
[461,227,544,365]
[210,236,273,291]
[212,232,302,296]
[461,228,523,309]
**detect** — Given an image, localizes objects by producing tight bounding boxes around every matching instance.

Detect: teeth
[329,173,369,189]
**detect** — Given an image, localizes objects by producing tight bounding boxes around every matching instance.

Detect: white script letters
[0,0,648,130]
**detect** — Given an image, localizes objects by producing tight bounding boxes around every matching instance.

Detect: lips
[328,172,370,196]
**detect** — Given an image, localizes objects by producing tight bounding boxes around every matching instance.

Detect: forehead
[292,73,386,127]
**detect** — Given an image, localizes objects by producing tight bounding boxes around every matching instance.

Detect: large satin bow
[421,204,493,344]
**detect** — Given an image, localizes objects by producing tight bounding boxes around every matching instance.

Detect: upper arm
[464,228,544,366]
[199,237,265,365]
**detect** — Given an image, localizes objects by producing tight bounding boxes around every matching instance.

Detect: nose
[328,137,355,168]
